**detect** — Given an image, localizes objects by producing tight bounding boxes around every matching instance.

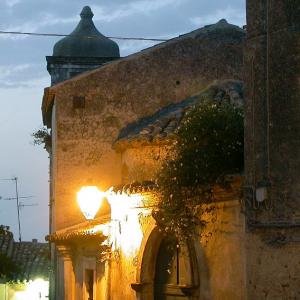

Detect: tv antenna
[0,177,37,242]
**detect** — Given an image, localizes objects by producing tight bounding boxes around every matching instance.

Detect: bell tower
[46,6,120,85]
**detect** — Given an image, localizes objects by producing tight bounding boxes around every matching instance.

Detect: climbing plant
[153,99,244,240]
[32,126,51,149]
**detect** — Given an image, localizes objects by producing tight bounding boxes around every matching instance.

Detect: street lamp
[77,186,104,220]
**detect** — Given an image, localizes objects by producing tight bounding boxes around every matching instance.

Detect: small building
[0,225,50,300]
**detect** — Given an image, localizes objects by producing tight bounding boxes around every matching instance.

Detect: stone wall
[246,230,300,299]
[245,0,300,298]
[120,145,169,183]
[199,200,246,300]
[46,56,119,86]
[245,0,300,222]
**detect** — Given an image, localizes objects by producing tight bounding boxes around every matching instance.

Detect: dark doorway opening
[85,269,94,300]
[154,238,190,300]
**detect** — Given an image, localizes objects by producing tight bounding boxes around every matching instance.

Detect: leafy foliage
[32,127,51,149]
[0,226,19,281]
[0,253,20,281]
[153,99,244,240]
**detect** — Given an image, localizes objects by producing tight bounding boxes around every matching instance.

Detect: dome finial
[80,6,94,19]
[52,4,120,58]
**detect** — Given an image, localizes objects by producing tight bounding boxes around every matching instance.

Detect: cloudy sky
[0,0,245,242]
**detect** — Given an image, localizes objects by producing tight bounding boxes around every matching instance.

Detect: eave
[46,229,106,244]
[46,215,110,244]
[42,87,55,128]
[113,175,242,203]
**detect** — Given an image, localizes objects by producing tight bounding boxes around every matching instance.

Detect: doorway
[154,237,192,300]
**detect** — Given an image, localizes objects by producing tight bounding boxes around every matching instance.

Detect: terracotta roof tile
[0,226,50,280]
[112,181,158,195]
[46,228,106,243]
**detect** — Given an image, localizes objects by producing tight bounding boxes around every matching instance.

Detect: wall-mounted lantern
[255,186,268,203]
[77,186,104,220]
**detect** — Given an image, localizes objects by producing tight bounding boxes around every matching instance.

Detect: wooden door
[154,238,191,300]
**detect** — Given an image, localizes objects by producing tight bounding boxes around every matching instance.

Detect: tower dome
[47,6,120,85]
[53,6,120,58]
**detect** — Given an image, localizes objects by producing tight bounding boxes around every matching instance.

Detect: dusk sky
[0,0,245,242]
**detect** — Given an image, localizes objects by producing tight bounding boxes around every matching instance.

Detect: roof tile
[115,80,243,150]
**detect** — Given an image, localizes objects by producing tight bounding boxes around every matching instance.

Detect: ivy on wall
[153,98,244,240]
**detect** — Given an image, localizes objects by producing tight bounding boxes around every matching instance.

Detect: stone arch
[133,220,211,300]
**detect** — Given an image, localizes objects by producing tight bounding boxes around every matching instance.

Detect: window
[73,96,85,109]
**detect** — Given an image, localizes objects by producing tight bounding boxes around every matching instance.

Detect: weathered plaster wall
[245,0,300,253]
[0,285,5,300]
[96,261,109,300]
[112,144,246,300]
[120,145,169,183]
[110,252,138,300]
[107,199,246,300]
[245,0,300,222]
[246,230,300,300]
[47,56,119,85]
[245,1,300,299]
[200,200,246,300]
[47,24,245,230]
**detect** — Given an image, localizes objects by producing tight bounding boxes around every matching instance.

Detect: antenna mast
[13,177,22,242]
[0,177,36,242]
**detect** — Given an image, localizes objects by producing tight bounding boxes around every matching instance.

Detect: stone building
[244,0,300,298]
[41,2,300,299]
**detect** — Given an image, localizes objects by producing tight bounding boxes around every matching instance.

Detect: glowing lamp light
[77,186,104,220]
[14,278,49,300]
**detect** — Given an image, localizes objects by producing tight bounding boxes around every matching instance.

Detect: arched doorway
[134,225,205,300]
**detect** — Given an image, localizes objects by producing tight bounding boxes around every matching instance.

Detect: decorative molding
[56,245,73,259]
[180,284,199,296]
[248,221,300,229]
[131,282,148,293]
